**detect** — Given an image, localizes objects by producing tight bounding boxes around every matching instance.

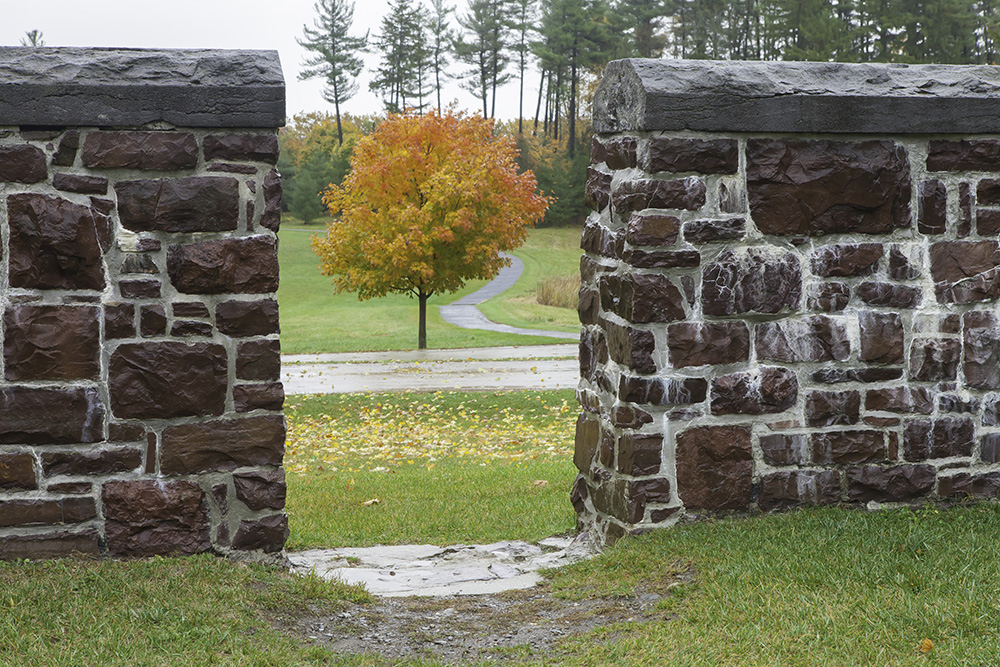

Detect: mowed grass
[547,503,1000,666]
[277,223,581,354]
[284,389,578,549]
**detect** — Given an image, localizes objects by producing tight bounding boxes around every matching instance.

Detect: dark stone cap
[0,47,284,128]
[594,59,1000,135]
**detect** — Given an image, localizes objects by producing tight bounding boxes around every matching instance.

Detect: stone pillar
[579,60,1000,543]
[0,47,286,559]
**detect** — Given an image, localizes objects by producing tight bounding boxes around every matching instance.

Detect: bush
[536,274,581,309]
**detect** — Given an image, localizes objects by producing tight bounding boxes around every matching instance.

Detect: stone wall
[0,48,287,559]
[577,60,1000,543]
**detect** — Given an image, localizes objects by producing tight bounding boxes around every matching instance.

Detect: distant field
[277,220,582,354]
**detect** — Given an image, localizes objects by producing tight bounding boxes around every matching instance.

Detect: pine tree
[297,0,368,145]
[453,0,513,118]
[370,0,429,112]
[429,0,455,112]
[615,0,670,57]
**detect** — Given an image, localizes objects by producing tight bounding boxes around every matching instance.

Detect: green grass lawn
[277,222,581,354]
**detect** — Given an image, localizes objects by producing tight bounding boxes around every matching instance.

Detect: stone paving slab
[288,535,598,597]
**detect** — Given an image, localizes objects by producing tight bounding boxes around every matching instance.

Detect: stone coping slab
[0,47,284,127]
[594,59,1000,135]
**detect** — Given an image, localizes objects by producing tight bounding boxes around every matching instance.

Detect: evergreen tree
[428,0,455,112]
[297,0,368,145]
[512,0,536,132]
[615,0,670,57]
[370,0,429,112]
[453,0,513,118]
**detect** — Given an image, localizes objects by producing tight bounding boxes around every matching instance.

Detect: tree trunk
[533,68,546,134]
[568,51,577,158]
[418,291,429,349]
[333,79,344,146]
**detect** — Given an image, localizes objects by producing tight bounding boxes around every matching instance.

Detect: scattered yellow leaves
[917,638,934,654]
[361,498,381,507]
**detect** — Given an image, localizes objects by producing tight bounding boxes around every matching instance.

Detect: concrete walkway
[438,253,577,340]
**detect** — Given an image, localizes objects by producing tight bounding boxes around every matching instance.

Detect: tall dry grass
[536,274,581,309]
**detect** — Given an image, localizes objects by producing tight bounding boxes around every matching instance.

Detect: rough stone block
[639,137,738,174]
[120,280,161,299]
[7,193,106,290]
[171,321,213,337]
[612,177,706,215]
[918,179,947,234]
[812,430,884,464]
[81,131,198,170]
[622,248,699,269]
[0,144,47,183]
[104,303,135,339]
[759,433,809,465]
[611,404,653,428]
[806,390,860,427]
[810,244,883,277]
[909,338,961,382]
[682,218,745,243]
[926,139,1000,171]
[808,282,851,312]
[625,213,679,246]
[231,514,288,553]
[216,299,280,337]
[0,387,103,445]
[667,321,749,368]
[102,480,211,556]
[109,342,227,419]
[116,177,240,232]
[938,472,1000,498]
[140,305,167,337]
[234,469,286,510]
[710,367,797,416]
[203,133,279,163]
[856,282,921,308]
[888,245,921,280]
[233,383,285,412]
[51,130,79,167]
[814,367,903,384]
[4,305,100,381]
[0,498,96,527]
[604,136,637,169]
[702,247,801,315]
[755,316,849,363]
[0,453,36,490]
[858,311,904,364]
[616,433,663,476]
[0,530,100,560]
[236,339,282,381]
[983,434,1000,463]
[846,465,935,502]
[747,139,911,236]
[53,173,108,195]
[584,168,611,212]
[865,386,934,414]
[964,312,1000,389]
[574,414,600,474]
[168,236,279,294]
[676,425,752,511]
[599,273,686,324]
[618,375,707,406]
[904,418,974,460]
[41,447,142,476]
[977,209,1000,236]
[173,302,211,318]
[603,319,656,374]
[160,415,285,474]
[758,470,841,512]
[930,241,1000,304]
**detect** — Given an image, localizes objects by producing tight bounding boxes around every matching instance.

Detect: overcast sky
[1,0,541,123]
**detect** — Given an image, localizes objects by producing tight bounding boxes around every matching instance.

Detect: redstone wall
[577,60,1000,543]
[0,48,287,559]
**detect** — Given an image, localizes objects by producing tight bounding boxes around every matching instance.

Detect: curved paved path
[438,253,577,340]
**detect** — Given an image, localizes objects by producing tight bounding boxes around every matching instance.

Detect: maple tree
[313,110,549,349]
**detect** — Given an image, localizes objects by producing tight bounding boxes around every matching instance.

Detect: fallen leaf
[361,498,381,507]
[532,480,549,488]
[917,638,934,654]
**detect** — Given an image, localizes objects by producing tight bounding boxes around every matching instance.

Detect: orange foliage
[312,110,550,302]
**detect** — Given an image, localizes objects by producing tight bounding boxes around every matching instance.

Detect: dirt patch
[268,578,686,664]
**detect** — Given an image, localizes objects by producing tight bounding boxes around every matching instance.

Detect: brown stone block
[676,425,752,511]
[978,209,1000,236]
[964,313,1000,389]
[808,282,851,312]
[806,390,860,427]
[917,180,947,234]
[168,236,279,294]
[904,418,974,461]
[233,383,285,412]
[0,498,95,527]
[174,302,211,318]
[81,131,198,170]
[668,321,749,368]
[574,414,600,474]
[612,177,706,215]
[603,319,656,374]
[120,280,161,299]
[116,177,240,233]
[140,305,167,337]
[216,299,280,337]
[47,482,92,495]
[53,173,108,195]
[812,430,884,465]
[927,139,1000,171]
[584,168,611,212]
[234,469,286,510]
[51,131,79,167]
[810,244,883,277]
[978,178,1000,205]
[622,248,700,269]
[702,247,801,315]
[261,169,282,232]
[865,386,934,414]
[4,305,100,381]
[121,253,159,275]
[203,133,279,163]
[0,453,36,490]
[0,529,100,561]
[856,282,921,308]
[108,422,145,442]
[758,470,841,512]
[814,368,903,384]
[231,514,288,553]
[7,193,106,290]
[104,303,135,339]
[888,246,921,280]
[236,339,282,381]
[930,241,1000,304]
[0,387,104,445]
[625,213,679,246]
[160,415,285,474]
[590,137,608,164]
[208,163,259,174]
[959,182,973,237]
[616,433,663,476]
[710,367,797,416]
[102,480,211,557]
[578,289,599,325]
[846,465,935,503]
[938,395,978,413]
[683,218,745,244]
[581,220,617,257]
[618,375,706,406]
[909,338,961,381]
[756,316,849,363]
[171,321,213,337]
[939,472,1000,499]
[109,342,227,419]
[982,434,1000,463]
[600,273,686,324]
[0,144,46,183]
[41,447,142,477]
[604,136,637,169]
[759,433,808,466]
[640,138,738,174]
[611,404,653,429]
[747,139,911,236]
[858,311,904,364]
